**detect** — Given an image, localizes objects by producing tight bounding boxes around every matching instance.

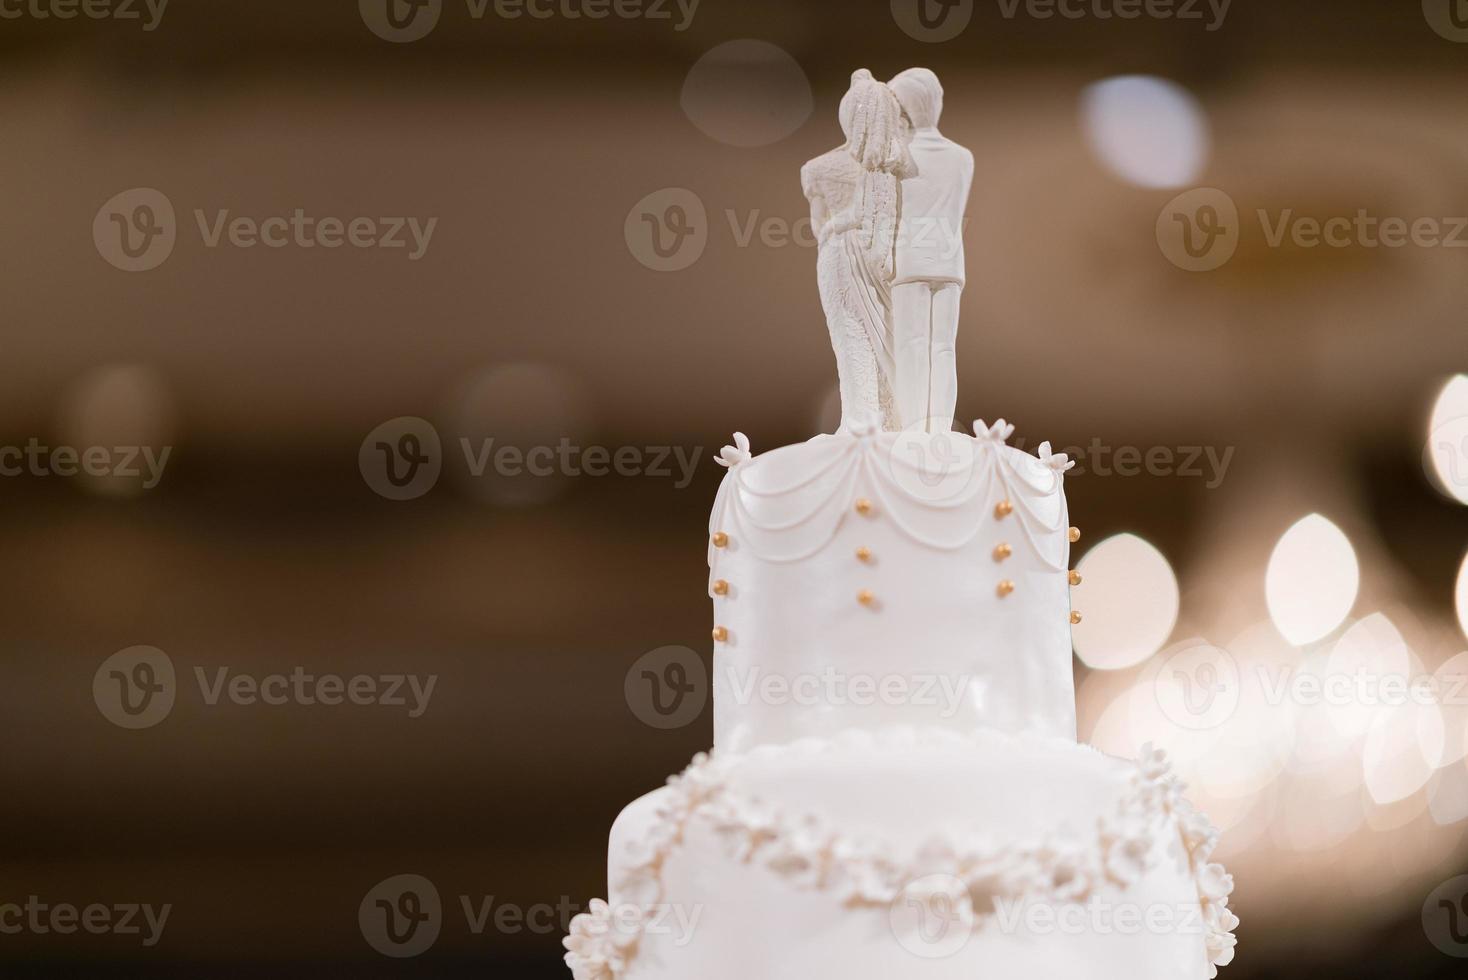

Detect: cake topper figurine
[802,68,973,435]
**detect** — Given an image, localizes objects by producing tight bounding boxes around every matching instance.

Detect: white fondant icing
[708,428,1076,749]
[567,731,1237,979]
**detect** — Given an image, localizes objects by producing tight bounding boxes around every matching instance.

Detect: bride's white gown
[802,147,899,432]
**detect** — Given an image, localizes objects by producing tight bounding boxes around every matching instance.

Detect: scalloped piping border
[707,424,1071,572]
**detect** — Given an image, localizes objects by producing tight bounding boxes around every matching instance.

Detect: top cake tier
[707,423,1079,750]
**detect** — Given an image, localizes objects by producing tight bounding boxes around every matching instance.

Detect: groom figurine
[888,68,974,434]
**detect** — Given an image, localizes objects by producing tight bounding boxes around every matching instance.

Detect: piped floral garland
[564,737,1237,979]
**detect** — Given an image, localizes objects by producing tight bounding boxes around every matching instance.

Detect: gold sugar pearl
[994,500,1014,519]
[997,580,1015,598]
[712,626,729,642]
[712,579,729,596]
[857,589,876,607]
[712,531,729,548]
[1068,570,1081,586]
[1068,526,1080,543]
[1070,611,1082,625]
[856,546,873,563]
[993,543,1012,562]
[855,498,874,516]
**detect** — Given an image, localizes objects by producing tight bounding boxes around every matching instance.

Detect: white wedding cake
[565,69,1237,980]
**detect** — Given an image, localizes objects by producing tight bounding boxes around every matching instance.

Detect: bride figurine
[801,69,915,433]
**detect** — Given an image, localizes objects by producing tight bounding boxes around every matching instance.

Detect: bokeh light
[1070,533,1180,670]
[680,40,813,148]
[1457,548,1468,641]
[448,361,592,508]
[55,363,176,498]
[1266,514,1359,646]
[1425,374,1468,505]
[1079,75,1209,189]
[1324,613,1411,739]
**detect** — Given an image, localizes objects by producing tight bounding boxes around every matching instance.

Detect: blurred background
[2,0,1468,976]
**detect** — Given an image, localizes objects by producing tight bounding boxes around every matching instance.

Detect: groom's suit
[892,127,973,433]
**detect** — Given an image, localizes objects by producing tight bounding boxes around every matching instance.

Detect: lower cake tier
[565,730,1236,980]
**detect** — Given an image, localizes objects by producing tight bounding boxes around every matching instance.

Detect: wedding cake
[565,68,1237,980]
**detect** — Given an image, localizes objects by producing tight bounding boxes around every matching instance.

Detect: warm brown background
[3,0,1468,976]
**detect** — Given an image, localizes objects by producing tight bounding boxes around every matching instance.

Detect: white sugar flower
[715,432,751,468]
[1038,441,1076,472]
[973,418,1015,443]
